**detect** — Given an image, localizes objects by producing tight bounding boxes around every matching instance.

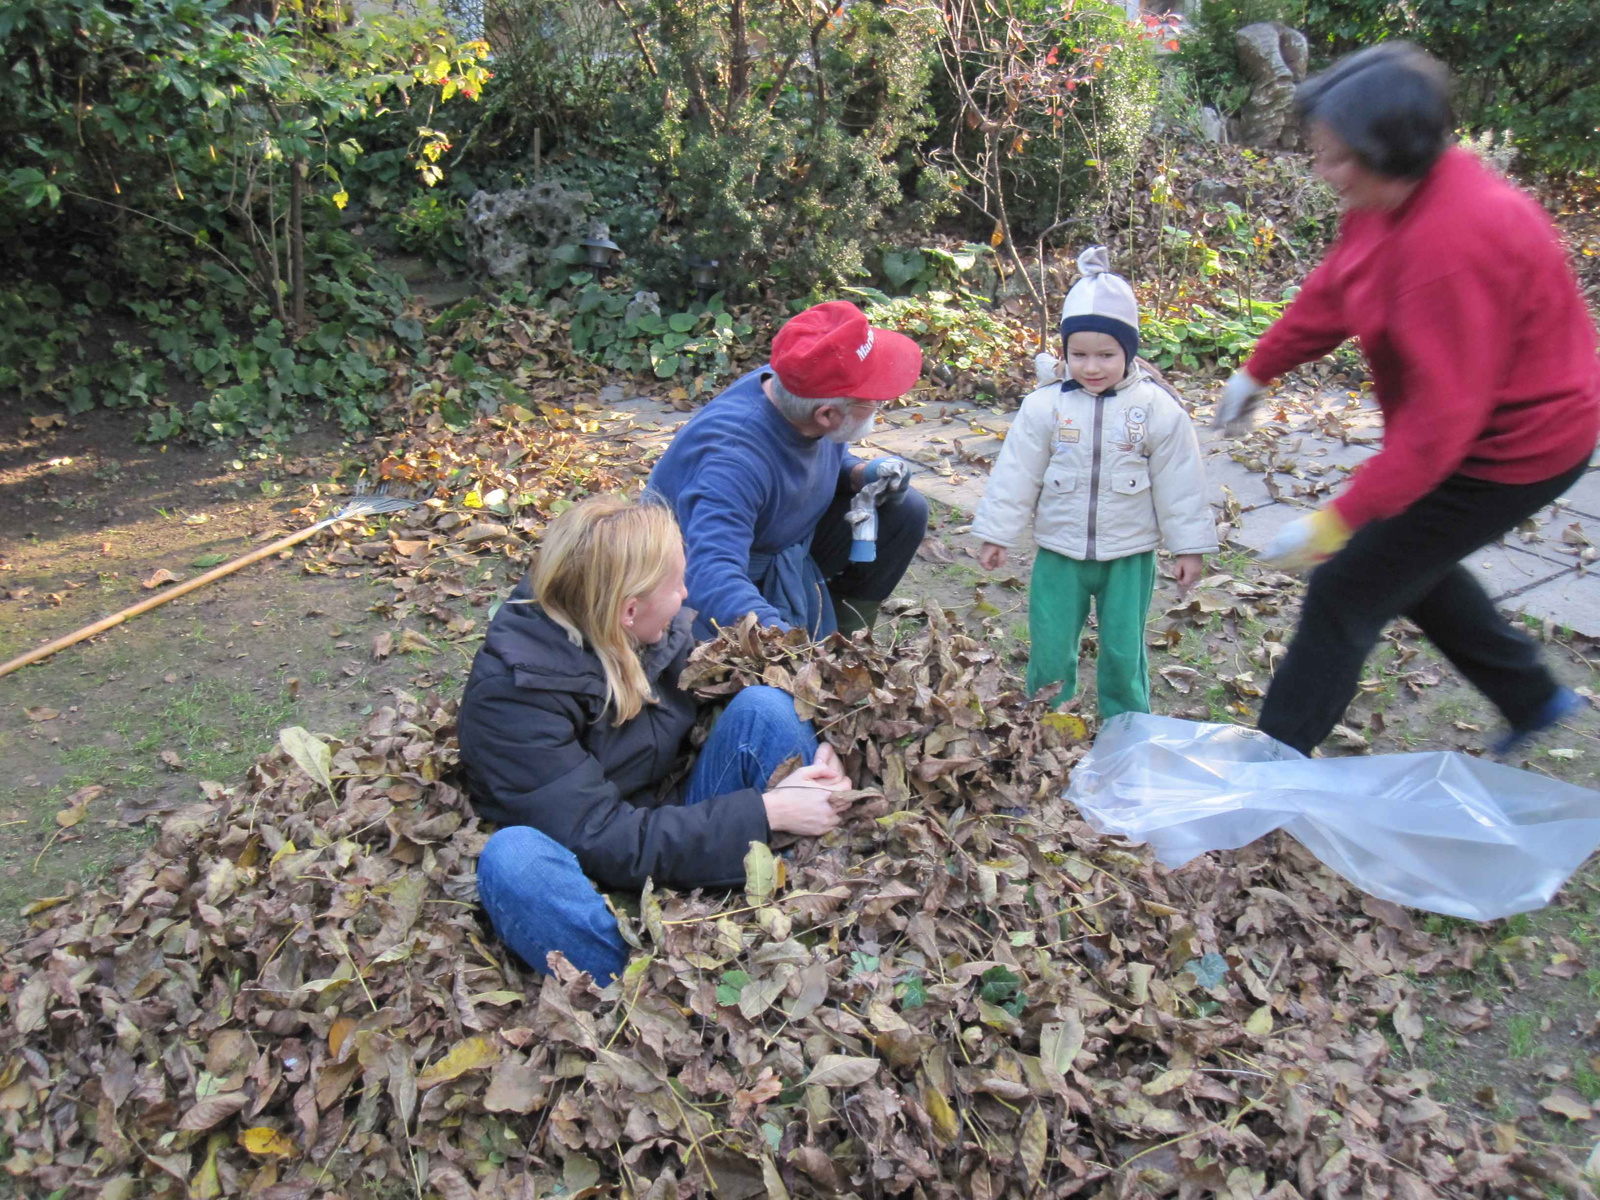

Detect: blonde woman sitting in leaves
[458,494,856,983]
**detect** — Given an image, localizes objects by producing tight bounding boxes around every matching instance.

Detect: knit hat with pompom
[1059,245,1139,369]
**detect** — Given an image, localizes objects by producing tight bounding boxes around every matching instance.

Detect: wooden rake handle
[0,520,333,680]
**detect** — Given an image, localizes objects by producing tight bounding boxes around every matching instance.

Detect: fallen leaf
[1542,1090,1593,1121]
[238,1127,294,1157]
[141,568,185,589]
[1245,1005,1275,1036]
[15,975,50,1033]
[802,1054,879,1088]
[24,707,60,722]
[178,1092,249,1131]
[277,726,334,800]
[563,1152,600,1192]
[418,1036,501,1089]
[1019,1104,1048,1181]
[483,1054,545,1114]
[396,628,438,654]
[1393,995,1423,1053]
[458,522,511,545]
[19,894,70,917]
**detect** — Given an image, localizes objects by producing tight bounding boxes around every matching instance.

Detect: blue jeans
[475,686,818,983]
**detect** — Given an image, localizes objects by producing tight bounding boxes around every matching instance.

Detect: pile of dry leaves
[292,404,652,644]
[0,612,1577,1199]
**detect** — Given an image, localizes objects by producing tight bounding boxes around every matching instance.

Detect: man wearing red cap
[649,301,928,640]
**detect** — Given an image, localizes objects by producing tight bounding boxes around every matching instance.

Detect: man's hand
[1214,370,1266,437]
[1171,553,1203,595]
[854,457,911,497]
[978,542,1007,571]
[1260,508,1352,572]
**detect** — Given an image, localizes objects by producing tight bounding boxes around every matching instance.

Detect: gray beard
[825,407,876,444]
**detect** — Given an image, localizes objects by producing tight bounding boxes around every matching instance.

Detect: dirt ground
[0,408,499,933]
[6,400,1600,1166]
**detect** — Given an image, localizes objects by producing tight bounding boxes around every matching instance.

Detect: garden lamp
[581,234,623,278]
[688,255,721,302]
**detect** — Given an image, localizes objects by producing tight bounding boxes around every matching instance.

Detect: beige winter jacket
[973,367,1218,561]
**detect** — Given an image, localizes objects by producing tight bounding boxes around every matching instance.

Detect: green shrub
[1142,293,1284,371]
[932,0,1162,242]
[611,0,951,300]
[879,244,991,297]
[857,291,1027,383]
[1296,0,1599,172]
[0,0,488,438]
[1,262,427,441]
[471,0,635,144]
[387,192,469,266]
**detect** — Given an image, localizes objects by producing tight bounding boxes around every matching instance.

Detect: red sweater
[1246,147,1600,530]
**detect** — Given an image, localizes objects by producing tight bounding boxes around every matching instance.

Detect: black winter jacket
[457,581,770,890]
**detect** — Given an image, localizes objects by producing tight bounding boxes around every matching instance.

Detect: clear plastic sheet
[1065,712,1600,920]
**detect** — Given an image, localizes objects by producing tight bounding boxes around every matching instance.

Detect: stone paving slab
[855,425,934,460]
[1500,566,1600,634]
[1465,544,1577,602]
[1282,439,1377,475]
[1556,468,1600,522]
[1222,499,1309,554]
[1201,450,1282,512]
[909,469,988,517]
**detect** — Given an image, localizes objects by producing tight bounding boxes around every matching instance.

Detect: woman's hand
[765,760,855,833]
[812,743,848,788]
[1214,370,1266,437]
[1261,508,1352,572]
[1171,553,1204,596]
[978,542,1007,570]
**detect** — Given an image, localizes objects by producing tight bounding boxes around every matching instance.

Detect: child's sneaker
[1492,687,1587,758]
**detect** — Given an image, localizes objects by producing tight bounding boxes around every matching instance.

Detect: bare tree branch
[607,0,659,78]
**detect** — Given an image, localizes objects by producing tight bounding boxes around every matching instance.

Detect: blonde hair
[531,494,683,723]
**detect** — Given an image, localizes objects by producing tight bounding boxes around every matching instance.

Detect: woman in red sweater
[1216,43,1600,757]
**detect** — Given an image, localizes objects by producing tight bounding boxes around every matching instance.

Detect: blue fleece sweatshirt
[648,366,861,637]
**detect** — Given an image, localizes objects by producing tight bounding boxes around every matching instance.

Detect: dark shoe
[1493,687,1587,757]
[833,598,881,638]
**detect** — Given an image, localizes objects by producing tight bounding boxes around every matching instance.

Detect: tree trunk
[728,0,749,115]
[290,157,306,334]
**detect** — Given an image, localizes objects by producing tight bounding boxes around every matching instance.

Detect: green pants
[1027,548,1156,718]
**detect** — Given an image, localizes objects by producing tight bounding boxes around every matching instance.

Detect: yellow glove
[1260,507,1352,572]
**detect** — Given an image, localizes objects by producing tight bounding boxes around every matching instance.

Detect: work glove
[1034,352,1064,385]
[1259,507,1352,572]
[1214,369,1266,438]
[860,457,911,499]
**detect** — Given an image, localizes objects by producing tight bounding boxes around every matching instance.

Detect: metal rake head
[340,481,422,519]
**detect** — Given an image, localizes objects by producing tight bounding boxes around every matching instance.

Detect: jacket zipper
[1085,393,1105,559]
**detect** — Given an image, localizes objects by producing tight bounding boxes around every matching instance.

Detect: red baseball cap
[769,301,924,402]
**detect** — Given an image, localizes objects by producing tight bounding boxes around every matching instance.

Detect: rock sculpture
[1235,21,1309,149]
[462,182,590,282]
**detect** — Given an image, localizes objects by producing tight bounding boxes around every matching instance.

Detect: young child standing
[973,247,1217,717]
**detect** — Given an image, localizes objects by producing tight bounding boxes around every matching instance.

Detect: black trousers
[811,481,929,603]
[1257,460,1587,755]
